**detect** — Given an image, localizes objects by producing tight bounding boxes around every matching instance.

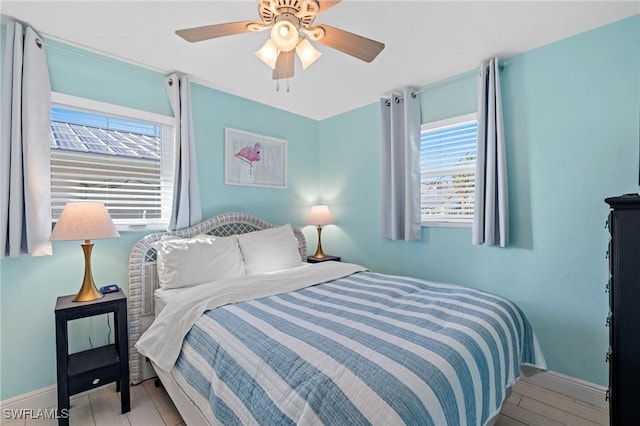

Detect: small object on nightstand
[55,290,130,426]
[100,284,120,294]
[307,255,341,263]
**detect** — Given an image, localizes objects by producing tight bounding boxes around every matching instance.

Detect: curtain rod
[388,60,509,101]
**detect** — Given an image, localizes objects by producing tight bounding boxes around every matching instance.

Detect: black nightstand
[55,290,130,425]
[307,255,341,263]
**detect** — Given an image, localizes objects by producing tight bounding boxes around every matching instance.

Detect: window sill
[421,221,472,228]
[115,222,169,232]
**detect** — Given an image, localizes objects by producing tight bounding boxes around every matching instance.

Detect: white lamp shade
[50,202,120,241]
[255,39,279,69]
[306,205,334,226]
[271,20,299,52]
[295,39,322,69]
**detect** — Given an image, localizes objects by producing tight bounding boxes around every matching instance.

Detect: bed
[128,212,546,425]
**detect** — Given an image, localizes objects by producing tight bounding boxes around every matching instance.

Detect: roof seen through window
[50,107,161,161]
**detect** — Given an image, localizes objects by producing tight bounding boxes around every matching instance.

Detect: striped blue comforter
[172,271,546,425]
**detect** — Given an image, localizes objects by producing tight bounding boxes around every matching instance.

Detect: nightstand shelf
[67,344,121,394]
[55,290,130,426]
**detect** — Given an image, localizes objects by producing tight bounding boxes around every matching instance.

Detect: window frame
[420,112,478,228]
[50,92,176,231]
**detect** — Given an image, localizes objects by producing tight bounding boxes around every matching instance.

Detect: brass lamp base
[72,241,104,302]
[313,225,327,259]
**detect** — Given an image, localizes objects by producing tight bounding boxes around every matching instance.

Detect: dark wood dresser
[605,194,640,426]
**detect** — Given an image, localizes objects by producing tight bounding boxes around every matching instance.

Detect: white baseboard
[0,384,112,424]
[0,385,57,416]
[522,370,608,410]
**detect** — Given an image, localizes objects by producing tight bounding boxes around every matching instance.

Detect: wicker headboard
[127,212,307,384]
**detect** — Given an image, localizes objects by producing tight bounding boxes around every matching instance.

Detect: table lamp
[50,202,120,302]
[306,205,334,259]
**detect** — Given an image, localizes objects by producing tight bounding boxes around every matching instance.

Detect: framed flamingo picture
[224,128,287,188]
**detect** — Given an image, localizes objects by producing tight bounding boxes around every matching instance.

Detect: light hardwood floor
[3,380,608,425]
[496,381,608,426]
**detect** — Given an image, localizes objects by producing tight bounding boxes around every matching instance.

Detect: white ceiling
[1,1,638,120]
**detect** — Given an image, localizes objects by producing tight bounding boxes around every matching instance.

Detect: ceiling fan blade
[175,21,264,43]
[272,51,295,80]
[317,0,341,13]
[313,24,384,63]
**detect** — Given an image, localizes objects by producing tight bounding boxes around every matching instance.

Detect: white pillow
[155,236,245,289]
[237,224,303,275]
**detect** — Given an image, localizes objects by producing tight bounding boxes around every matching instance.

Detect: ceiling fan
[175,0,385,80]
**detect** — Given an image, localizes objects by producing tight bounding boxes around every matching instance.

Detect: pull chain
[274,79,291,93]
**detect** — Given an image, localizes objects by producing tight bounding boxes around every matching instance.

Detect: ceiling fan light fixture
[271,20,299,52]
[255,39,279,69]
[175,0,386,84]
[295,39,322,69]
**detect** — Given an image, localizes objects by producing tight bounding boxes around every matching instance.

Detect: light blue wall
[318,15,640,386]
[0,36,319,400]
[1,14,637,400]
[190,84,320,223]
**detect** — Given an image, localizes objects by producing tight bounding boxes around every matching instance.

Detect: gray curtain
[1,20,52,258]
[165,72,202,231]
[380,88,421,241]
[473,58,509,247]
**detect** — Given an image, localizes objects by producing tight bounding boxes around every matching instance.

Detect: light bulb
[271,20,298,52]
[255,39,279,69]
[295,39,322,69]
[279,25,290,38]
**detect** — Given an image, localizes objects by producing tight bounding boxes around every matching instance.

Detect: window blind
[420,119,477,224]
[51,151,163,221]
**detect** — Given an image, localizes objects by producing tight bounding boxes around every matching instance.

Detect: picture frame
[224,128,287,188]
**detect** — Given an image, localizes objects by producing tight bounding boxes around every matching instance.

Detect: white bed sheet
[154,288,180,318]
[137,262,367,372]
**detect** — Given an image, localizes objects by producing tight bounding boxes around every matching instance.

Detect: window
[420,113,477,227]
[50,93,175,230]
